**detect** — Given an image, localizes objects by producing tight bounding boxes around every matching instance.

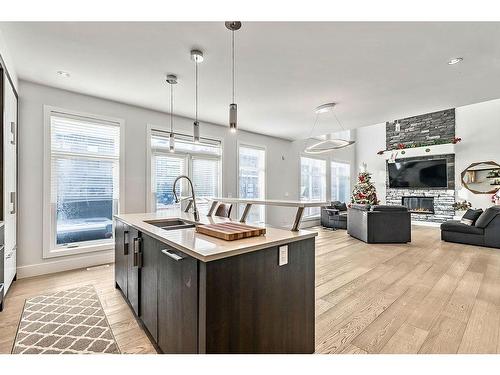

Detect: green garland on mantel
[377,137,462,155]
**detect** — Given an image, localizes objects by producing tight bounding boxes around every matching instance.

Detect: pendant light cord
[195,60,198,123]
[305,112,320,147]
[333,111,346,131]
[232,29,235,103]
[170,83,173,133]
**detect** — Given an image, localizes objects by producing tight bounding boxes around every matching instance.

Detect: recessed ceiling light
[57,70,70,77]
[447,57,463,65]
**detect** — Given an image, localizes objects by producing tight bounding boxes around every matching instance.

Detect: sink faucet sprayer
[172,175,199,221]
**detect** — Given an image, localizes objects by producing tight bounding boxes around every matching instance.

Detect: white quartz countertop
[210,197,329,208]
[114,210,317,262]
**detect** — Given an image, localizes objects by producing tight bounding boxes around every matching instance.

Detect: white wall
[17,80,297,277]
[455,98,500,209]
[0,29,18,90]
[355,123,387,204]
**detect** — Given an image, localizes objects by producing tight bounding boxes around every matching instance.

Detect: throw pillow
[475,206,500,228]
[460,208,483,226]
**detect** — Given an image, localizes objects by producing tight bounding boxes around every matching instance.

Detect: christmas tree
[351,171,379,205]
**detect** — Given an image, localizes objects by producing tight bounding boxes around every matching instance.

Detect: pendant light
[304,102,355,154]
[166,74,178,153]
[191,49,204,143]
[225,21,241,133]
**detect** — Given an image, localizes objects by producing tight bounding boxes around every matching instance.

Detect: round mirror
[461,161,500,194]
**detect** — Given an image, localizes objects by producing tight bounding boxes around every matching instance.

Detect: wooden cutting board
[196,222,266,241]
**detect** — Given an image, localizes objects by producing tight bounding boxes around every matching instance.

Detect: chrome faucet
[173,175,199,221]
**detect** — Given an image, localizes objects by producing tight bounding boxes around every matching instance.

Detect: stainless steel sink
[144,219,195,231]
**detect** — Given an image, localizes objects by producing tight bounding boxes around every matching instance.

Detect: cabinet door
[114,220,128,296]
[127,227,140,316]
[139,235,159,341]
[158,246,198,353]
[3,72,17,293]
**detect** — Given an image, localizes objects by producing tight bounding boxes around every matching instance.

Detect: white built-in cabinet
[2,68,18,295]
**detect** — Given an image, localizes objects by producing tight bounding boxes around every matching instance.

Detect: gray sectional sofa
[347,204,411,243]
[441,206,500,248]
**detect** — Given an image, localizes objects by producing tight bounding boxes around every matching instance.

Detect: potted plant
[492,191,500,206]
[452,200,472,217]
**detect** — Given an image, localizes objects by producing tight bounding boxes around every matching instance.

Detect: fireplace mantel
[382,143,455,161]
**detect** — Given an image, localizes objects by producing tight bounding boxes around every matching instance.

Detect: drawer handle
[10,191,16,214]
[133,237,142,267]
[161,249,184,261]
[123,230,129,255]
[11,121,16,145]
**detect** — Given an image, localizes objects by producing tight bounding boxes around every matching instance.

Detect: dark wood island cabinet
[114,213,316,354]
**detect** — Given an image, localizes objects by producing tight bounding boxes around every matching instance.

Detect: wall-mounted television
[388,159,448,188]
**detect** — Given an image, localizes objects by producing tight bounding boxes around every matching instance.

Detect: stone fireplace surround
[384,108,456,224]
[387,188,455,223]
[386,154,456,224]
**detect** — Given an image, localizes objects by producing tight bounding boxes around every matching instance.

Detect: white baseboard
[16,250,115,279]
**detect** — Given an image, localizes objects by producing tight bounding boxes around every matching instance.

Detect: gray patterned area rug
[12,285,120,354]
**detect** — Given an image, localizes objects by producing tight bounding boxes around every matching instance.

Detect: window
[238,145,266,223]
[331,161,351,203]
[300,157,326,218]
[149,130,222,213]
[43,107,123,258]
[154,155,186,210]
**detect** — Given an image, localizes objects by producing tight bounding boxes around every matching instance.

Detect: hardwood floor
[1,225,499,354]
[0,265,156,354]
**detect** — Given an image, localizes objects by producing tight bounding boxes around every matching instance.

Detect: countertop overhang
[114,210,317,262]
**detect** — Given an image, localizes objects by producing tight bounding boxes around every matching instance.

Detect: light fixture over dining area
[304,102,355,154]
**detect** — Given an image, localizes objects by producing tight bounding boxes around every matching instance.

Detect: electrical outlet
[279,245,288,266]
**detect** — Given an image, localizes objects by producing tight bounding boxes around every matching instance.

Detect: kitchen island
[114,210,316,354]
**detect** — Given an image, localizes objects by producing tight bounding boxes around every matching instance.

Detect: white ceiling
[2,22,500,140]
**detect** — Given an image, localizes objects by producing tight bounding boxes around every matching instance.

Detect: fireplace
[401,196,435,214]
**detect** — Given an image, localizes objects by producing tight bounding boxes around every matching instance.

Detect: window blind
[51,115,120,157]
[151,131,221,156]
[192,158,220,199]
[150,129,222,212]
[49,113,120,246]
[154,155,185,210]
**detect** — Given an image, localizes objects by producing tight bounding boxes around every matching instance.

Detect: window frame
[43,106,125,259]
[146,124,224,213]
[299,155,327,220]
[237,142,267,224]
[330,159,351,203]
